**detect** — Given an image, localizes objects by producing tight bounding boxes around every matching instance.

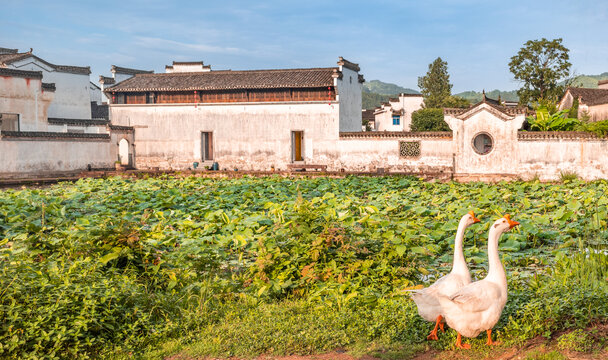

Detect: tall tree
[509,38,571,105]
[418,57,452,108]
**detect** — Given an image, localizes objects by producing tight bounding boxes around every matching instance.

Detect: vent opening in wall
[399,141,420,157]
[472,132,493,155]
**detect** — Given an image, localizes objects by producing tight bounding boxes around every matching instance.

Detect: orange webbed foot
[426,330,439,341]
[486,329,501,346]
[439,321,445,333]
[455,333,470,350]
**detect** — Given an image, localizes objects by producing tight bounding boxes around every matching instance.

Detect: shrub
[410,108,450,131]
[557,329,592,352]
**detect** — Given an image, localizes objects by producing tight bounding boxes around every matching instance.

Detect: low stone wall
[0,131,114,178]
[517,132,608,181]
[334,132,454,173]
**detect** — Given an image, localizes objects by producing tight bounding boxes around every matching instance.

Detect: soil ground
[165,323,608,360]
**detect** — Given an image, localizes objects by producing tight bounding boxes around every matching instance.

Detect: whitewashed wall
[337,66,363,132]
[9,58,92,119]
[110,102,341,170]
[0,137,113,175]
[0,74,53,131]
[518,134,608,181]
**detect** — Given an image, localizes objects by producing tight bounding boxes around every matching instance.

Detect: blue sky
[2,0,607,93]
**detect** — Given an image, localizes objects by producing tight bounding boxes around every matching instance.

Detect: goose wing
[448,280,501,313]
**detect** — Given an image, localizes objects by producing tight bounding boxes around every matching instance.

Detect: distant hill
[363,80,419,95]
[564,72,608,88]
[361,73,608,109]
[361,80,419,109]
[454,89,519,103]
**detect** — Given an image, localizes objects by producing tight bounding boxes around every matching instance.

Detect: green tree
[443,95,470,108]
[410,108,450,131]
[509,38,571,105]
[418,57,452,108]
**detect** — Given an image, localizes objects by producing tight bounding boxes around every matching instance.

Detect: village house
[98,65,154,106]
[0,67,116,176]
[106,57,364,170]
[372,93,424,131]
[559,82,608,122]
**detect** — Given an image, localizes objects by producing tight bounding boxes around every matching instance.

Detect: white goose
[437,215,519,349]
[409,211,480,340]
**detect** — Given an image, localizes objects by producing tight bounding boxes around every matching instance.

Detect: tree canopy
[410,108,450,131]
[418,57,453,108]
[509,38,571,105]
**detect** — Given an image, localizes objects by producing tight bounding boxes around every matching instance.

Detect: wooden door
[292,131,303,162]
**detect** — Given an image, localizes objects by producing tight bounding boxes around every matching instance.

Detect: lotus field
[0,176,607,359]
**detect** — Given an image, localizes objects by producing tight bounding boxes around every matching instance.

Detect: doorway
[201,132,213,161]
[118,139,131,166]
[291,131,304,162]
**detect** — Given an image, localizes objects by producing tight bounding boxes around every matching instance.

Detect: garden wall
[517,132,608,181]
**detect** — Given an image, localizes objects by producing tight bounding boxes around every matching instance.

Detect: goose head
[463,210,481,228]
[491,214,520,233]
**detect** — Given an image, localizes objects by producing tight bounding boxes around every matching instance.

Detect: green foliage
[1,176,608,358]
[418,57,453,108]
[509,38,572,105]
[576,119,608,137]
[443,95,470,108]
[527,107,579,131]
[559,171,579,183]
[362,92,392,110]
[557,329,592,352]
[568,97,579,119]
[410,108,450,131]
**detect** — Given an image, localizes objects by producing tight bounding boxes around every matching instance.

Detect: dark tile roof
[41,82,56,92]
[0,52,90,74]
[518,131,605,140]
[89,81,101,90]
[337,57,360,72]
[340,131,452,139]
[0,47,18,54]
[106,67,340,93]
[111,65,153,75]
[53,64,91,75]
[0,131,110,141]
[567,87,608,106]
[109,124,134,132]
[444,95,527,118]
[48,117,109,126]
[99,75,115,85]
[362,109,375,121]
[399,93,422,97]
[0,67,42,79]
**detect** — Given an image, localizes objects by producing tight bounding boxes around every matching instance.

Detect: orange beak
[504,214,520,229]
[468,210,481,223]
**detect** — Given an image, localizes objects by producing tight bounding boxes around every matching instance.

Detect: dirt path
[165,324,608,360]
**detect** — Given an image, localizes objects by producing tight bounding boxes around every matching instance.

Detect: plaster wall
[332,136,453,173]
[517,139,608,181]
[90,83,102,104]
[0,75,53,131]
[375,95,424,131]
[337,66,363,132]
[446,106,525,175]
[110,102,341,170]
[9,58,92,119]
[0,138,113,175]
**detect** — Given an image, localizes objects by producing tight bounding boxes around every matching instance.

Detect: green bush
[410,108,450,131]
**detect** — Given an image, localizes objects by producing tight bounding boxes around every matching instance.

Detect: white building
[0,67,115,176]
[558,83,608,122]
[106,57,364,170]
[0,47,92,121]
[98,65,153,104]
[373,93,424,131]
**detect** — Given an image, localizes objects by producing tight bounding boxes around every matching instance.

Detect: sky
[1,0,607,93]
